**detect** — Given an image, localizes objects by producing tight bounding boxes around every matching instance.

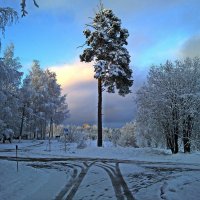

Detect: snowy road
[1,156,200,200]
[1,140,200,200]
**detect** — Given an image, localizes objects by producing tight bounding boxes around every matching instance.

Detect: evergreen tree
[80,3,133,147]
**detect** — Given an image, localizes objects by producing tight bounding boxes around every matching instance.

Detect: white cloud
[179,34,200,58]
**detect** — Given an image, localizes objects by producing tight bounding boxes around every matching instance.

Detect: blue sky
[1,0,200,127]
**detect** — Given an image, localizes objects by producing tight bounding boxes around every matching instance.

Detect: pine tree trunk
[183,135,190,153]
[19,104,26,142]
[183,116,192,153]
[174,121,179,154]
[97,78,102,147]
[50,117,53,138]
[43,121,47,139]
[174,133,179,154]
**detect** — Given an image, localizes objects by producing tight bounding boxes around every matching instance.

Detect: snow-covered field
[0,140,200,200]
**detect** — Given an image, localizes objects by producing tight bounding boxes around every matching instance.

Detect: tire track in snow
[54,164,78,200]
[96,162,135,200]
[55,161,95,200]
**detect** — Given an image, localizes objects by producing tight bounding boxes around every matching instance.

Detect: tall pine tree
[80,3,133,147]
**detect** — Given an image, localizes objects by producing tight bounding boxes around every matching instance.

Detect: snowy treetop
[80,4,133,96]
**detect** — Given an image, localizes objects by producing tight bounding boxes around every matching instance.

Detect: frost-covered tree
[80,3,133,147]
[136,84,166,148]
[176,58,200,152]
[18,76,36,139]
[136,61,183,153]
[20,60,69,139]
[42,69,69,137]
[0,44,23,137]
[136,58,200,153]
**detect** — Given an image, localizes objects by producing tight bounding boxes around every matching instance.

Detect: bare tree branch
[21,0,39,17]
[77,42,87,49]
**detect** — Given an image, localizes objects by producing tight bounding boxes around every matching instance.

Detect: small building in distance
[82,123,91,129]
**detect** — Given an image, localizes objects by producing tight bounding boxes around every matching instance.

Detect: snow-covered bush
[77,141,87,149]
[82,125,97,140]
[104,122,137,147]
[1,128,14,143]
[62,126,86,144]
[118,122,137,147]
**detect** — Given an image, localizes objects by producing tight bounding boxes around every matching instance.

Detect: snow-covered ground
[0,139,200,200]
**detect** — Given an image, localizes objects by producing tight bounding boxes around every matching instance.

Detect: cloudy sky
[2,0,200,127]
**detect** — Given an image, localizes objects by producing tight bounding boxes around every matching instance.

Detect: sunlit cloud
[48,61,97,125]
[49,61,96,116]
[49,61,94,88]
